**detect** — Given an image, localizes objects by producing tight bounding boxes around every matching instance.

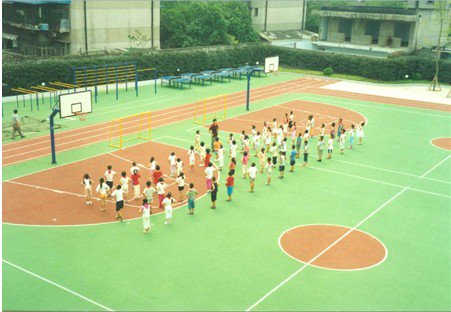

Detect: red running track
[2,78,331,166]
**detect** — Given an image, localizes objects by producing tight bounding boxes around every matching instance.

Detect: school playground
[2,72,450,311]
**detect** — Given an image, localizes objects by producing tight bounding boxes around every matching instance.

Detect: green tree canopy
[161,2,259,49]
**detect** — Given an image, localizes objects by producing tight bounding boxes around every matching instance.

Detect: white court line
[429,137,451,152]
[299,94,451,118]
[309,166,450,199]
[246,187,409,311]
[419,155,451,179]
[2,259,114,311]
[5,180,141,208]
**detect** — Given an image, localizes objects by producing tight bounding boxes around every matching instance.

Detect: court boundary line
[245,187,409,311]
[277,224,388,272]
[419,155,451,179]
[2,259,114,311]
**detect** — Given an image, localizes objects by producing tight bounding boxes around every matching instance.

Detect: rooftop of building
[320,6,417,15]
[2,0,70,5]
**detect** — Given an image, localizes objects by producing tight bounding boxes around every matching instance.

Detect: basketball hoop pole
[246,68,256,111]
[49,108,60,164]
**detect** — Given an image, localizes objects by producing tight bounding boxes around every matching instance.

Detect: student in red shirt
[226,171,234,202]
[131,169,141,201]
[204,148,212,167]
[153,165,163,185]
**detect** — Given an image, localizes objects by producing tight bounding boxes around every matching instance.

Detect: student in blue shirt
[289,145,297,172]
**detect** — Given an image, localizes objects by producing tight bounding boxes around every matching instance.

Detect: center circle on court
[279,224,387,270]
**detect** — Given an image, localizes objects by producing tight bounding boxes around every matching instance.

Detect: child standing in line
[339,129,346,154]
[194,130,201,153]
[153,165,163,186]
[188,146,196,170]
[204,148,212,168]
[230,140,238,160]
[96,178,110,212]
[104,165,116,190]
[111,185,125,221]
[272,118,278,138]
[210,176,219,209]
[240,130,246,154]
[213,137,222,159]
[265,129,272,153]
[186,183,198,214]
[176,172,186,201]
[291,122,297,145]
[253,131,261,156]
[243,135,250,154]
[357,122,365,145]
[303,129,309,142]
[289,145,296,172]
[120,171,131,202]
[247,163,258,193]
[327,136,334,159]
[139,198,151,234]
[296,133,302,158]
[337,118,344,142]
[131,169,141,201]
[330,122,336,140]
[317,136,324,162]
[156,178,168,208]
[258,147,266,173]
[149,157,157,178]
[270,143,278,165]
[143,181,156,207]
[348,125,355,149]
[218,144,225,171]
[308,115,315,137]
[276,125,284,146]
[168,152,177,177]
[241,151,249,179]
[280,137,288,154]
[265,157,274,185]
[289,111,295,123]
[229,157,236,176]
[279,151,286,178]
[228,133,234,156]
[176,158,183,175]
[162,192,176,224]
[320,124,325,137]
[204,162,215,191]
[199,142,206,166]
[283,113,289,135]
[303,140,309,166]
[81,173,93,205]
[226,171,234,202]
[130,162,140,175]
[251,125,257,149]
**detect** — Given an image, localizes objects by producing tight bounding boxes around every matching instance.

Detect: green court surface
[2,72,450,311]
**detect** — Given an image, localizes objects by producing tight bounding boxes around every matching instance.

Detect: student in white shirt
[218,145,224,171]
[140,198,151,234]
[247,163,258,193]
[111,185,125,221]
[176,172,186,201]
[149,156,157,177]
[156,178,168,208]
[130,162,140,175]
[230,140,238,159]
[339,129,346,154]
[96,178,110,212]
[188,146,196,170]
[204,162,215,191]
[81,173,93,205]
[327,137,334,159]
[104,165,116,189]
[162,192,176,224]
[168,152,177,177]
[176,158,183,175]
[265,157,274,185]
[120,171,130,201]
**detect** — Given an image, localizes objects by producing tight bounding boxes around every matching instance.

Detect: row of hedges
[3,44,450,96]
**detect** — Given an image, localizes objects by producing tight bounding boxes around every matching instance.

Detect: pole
[49,108,60,164]
[246,72,251,111]
[105,65,109,94]
[83,0,88,53]
[115,65,119,100]
[154,69,157,94]
[94,65,98,103]
[135,64,138,97]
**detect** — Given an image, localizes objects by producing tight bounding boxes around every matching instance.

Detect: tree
[128,30,150,49]
[428,0,450,91]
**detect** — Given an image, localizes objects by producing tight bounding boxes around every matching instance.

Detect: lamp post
[245,61,259,111]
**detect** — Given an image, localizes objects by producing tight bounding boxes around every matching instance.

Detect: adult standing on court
[209,119,219,150]
[11,109,25,139]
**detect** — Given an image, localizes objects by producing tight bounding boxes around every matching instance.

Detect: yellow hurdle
[109,112,152,149]
[193,94,227,125]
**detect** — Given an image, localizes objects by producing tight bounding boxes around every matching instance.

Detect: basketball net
[74,111,87,121]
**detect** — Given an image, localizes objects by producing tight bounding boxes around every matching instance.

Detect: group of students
[80,111,365,234]
[196,111,366,205]
[80,156,200,234]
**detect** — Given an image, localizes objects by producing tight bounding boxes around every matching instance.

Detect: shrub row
[2,44,450,96]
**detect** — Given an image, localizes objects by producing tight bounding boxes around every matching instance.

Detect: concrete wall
[250,0,306,31]
[413,9,450,49]
[69,0,160,54]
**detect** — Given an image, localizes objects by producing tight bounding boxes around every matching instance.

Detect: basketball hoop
[74,111,87,121]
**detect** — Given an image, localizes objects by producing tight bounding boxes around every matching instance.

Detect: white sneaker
[164,221,168,224]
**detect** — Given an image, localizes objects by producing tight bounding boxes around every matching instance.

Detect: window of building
[338,19,352,42]
[254,8,258,17]
[365,20,381,44]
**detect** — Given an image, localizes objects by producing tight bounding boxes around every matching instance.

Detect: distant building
[313,1,450,56]
[2,0,160,57]
[248,0,307,32]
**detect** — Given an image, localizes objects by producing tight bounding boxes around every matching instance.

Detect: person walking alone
[11,109,25,139]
